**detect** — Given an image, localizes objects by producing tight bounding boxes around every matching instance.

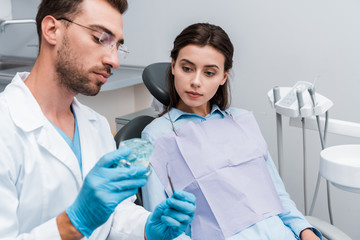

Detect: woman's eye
[205,71,215,77]
[182,66,192,72]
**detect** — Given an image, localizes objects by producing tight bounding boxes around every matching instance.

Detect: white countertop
[0,64,144,91]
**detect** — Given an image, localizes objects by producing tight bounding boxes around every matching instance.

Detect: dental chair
[114,115,155,148]
[142,62,171,106]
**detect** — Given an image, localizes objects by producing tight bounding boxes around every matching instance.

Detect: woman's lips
[186,91,202,98]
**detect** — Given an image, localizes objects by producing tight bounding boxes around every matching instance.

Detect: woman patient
[141,23,322,240]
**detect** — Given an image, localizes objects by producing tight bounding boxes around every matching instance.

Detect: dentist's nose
[104,49,121,69]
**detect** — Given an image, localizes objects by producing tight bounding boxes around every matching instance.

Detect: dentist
[0,0,195,239]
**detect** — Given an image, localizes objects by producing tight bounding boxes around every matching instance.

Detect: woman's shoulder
[142,114,173,142]
[145,114,171,129]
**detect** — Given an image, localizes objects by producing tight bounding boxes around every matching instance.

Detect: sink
[320,144,360,193]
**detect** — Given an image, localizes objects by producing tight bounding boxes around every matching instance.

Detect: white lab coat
[0,72,150,239]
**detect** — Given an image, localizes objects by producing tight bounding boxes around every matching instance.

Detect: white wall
[0,0,12,20]
[123,0,360,238]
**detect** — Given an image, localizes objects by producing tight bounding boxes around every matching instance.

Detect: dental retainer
[118,138,154,176]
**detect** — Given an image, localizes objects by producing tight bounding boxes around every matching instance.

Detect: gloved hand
[66,148,148,237]
[145,190,196,240]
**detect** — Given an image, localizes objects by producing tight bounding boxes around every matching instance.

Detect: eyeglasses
[57,17,129,59]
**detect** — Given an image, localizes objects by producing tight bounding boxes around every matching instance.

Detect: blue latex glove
[66,148,148,237]
[145,190,196,240]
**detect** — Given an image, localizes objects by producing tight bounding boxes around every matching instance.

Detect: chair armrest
[305,216,352,240]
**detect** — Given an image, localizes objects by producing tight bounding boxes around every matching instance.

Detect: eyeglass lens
[99,32,129,59]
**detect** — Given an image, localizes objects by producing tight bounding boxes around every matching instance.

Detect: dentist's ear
[41,15,62,46]
[220,70,229,86]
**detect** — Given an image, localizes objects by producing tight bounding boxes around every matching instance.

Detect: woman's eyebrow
[180,59,220,69]
[204,64,219,69]
[180,59,195,66]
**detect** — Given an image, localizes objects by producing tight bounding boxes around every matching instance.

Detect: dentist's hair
[166,23,234,113]
[35,0,128,49]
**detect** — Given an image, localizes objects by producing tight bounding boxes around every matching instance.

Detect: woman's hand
[300,228,320,240]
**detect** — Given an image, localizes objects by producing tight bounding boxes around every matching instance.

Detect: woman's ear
[220,70,229,86]
[41,15,61,46]
[171,59,176,75]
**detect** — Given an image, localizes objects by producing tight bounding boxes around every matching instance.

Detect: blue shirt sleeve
[265,153,322,239]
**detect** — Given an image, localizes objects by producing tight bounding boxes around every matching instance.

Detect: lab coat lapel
[6,73,83,186]
[36,124,83,186]
[72,98,100,177]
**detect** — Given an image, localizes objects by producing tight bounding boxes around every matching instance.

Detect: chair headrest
[142,62,171,106]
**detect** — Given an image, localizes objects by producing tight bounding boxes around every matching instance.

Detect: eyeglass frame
[57,17,130,59]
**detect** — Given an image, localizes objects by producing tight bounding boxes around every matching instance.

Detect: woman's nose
[191,71,201,87]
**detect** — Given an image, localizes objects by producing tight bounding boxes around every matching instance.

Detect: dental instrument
[267,81,333,216]
[273,86,284,176]
[167,162,175,194]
